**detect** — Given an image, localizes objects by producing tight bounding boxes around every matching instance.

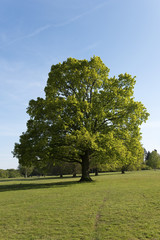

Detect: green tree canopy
[146,150,160,169]
[13,56,149,181]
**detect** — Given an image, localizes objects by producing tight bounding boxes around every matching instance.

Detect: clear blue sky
[0,0,160,169]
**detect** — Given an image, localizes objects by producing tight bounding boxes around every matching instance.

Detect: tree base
[79,176,93,182]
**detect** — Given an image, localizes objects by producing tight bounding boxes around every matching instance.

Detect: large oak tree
[13,56,149,181]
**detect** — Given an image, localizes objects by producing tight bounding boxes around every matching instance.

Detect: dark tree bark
[80,151,92,182]
[72,172,77,178]
[72,165,77,178]
[25,169,28,178]
[95,168,98,176]
[121,167,126,174]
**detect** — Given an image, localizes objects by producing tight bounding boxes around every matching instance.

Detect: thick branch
[57,157,81,164]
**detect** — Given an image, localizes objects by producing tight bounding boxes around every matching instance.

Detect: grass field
[0,171,160,240]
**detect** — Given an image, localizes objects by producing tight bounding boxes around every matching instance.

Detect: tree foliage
[146,150,160,169]
[0,169,21,178]
[13,56,149,181]
[18,164,34,178]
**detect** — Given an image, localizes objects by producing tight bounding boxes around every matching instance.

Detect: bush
[141,164,152,170]
[0,169,9,178]
[7,169,21,178]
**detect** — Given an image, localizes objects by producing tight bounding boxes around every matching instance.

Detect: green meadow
[0,171,160,240]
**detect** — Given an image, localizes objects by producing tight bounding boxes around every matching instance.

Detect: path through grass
[0,171,160,239]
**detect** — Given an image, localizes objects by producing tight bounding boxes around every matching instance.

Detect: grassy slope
[0,171,160,240]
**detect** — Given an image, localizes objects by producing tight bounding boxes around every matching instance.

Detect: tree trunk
[72,172,77,178]
[121,167,125,174]
[25,169,28,178]
[80,151,92,182]
[95,168,98,176]
[72,165,77,178]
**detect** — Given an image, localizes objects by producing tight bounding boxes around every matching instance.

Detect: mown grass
[0,171,160,240]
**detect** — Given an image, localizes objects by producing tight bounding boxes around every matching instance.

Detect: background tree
[146,150,160,169]
[0,169,9,178]
[7,169,21,178]
[144,148,148,161]
[146,151,151,160]
[13,56,149,181]
[18,164,34,178]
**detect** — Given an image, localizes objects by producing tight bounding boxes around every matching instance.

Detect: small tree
[18,164,34,178]
[146,150,160,169]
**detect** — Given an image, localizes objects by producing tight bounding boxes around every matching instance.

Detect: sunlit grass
[0,171,160,239]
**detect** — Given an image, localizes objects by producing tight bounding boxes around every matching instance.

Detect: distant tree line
[1,148,160,179]
[0,169,21,178]
[0,163,81,178]
[18,162,82,178]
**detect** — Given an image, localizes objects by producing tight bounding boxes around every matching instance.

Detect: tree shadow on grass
[0,179,81,192]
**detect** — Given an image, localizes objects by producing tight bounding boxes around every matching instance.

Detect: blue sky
[0,0,160,169]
